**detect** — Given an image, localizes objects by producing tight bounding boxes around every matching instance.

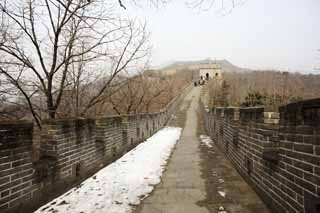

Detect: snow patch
[218,178,225,184]
[218,206,228,213]
[218,191,226,197]
[34,127,182,213]
[199,135,213,148]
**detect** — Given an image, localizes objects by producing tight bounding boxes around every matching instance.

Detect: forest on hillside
[205,70,320,111]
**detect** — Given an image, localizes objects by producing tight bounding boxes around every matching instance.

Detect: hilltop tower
[198,59,222,80]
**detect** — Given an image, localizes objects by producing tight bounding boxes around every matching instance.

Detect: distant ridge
[159,59,250,73]
[219,59,250,73]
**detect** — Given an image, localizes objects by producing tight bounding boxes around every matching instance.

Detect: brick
[18,164,33,171]
[273,173,286,185]
[272,186,287,201]
[293,160,313,173]
[304,173,320,186]
[293,144,313,154]
[285,149,303,160]
[297,194,304,205]
[279,134,286,141]
[303,135,320,145]
[0,191,21,205]
[287,165,303,177]
[0,179,21,193]
[280,141,293,149]
[0,156,12,164]
[0,176,10,186]
[315,146,320,155]
[262,177,273,189]
[10,182,31,194]
[281,170,295,182]
[282,156,293,165]
[12,146,31,155]
[11,169,34,181]
[287,197,304,212]
[315,167,320,176]
[0,167,19,177]
[1,190,9,198]
[286,134,303,143]
[296,125,314,135]
[280,184,296,199]
[0,163,11,171]
[295,177,316,194]
[302,154,320,166]
[280,201,296,213]
[286,180,303,195]
[279,126,296,134]
[0,203,8,211]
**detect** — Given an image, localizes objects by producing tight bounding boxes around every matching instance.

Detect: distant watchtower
[199,60,222,80]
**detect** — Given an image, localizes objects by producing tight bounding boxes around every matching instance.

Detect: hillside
[219,59,250,73]
[203,70,320,111]
[159,59,250,73]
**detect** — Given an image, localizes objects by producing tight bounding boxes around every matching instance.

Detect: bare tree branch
[0,0,150,126]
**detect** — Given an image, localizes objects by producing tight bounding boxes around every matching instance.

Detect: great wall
[1,79,320,213]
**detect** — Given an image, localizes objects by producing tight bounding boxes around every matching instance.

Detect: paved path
[135,86,269,213]
[136,87,208,213]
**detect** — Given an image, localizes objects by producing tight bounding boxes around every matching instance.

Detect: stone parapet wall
[0,84,192,213]
[201,98,320,213]
[0,122,34,212]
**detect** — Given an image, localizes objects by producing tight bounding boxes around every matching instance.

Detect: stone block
[262,148,280,163]
[293,143,314,154]
[279,98,320,126]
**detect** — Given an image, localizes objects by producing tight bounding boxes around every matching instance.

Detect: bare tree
[186,0,245,13]
[107,74,145,115]
[117,0,169,9]
[142,75,172,113]
[117,0,245,14]
[105,71,172,115]
[209,70,320,110]
[0,0,150,128]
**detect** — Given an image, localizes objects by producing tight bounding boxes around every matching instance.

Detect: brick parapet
[0,83,192,212]
[202,98,320,213]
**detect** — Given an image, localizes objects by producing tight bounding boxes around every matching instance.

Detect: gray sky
[124,0,320,73]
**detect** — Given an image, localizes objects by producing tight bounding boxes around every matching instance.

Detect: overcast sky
[123,0,320,73]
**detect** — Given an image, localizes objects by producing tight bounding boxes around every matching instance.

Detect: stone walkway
[136,87,207,213]
[135,87,269,213]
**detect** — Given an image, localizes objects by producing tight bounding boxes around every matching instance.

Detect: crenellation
[202,98,320,213]
[0,84,192,213]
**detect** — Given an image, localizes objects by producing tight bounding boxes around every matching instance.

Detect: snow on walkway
[199,135,213,148]
[35,127,182,213]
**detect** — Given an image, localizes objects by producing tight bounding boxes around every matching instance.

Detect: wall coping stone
[279,98,320,126]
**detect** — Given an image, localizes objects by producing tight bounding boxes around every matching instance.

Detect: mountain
[159,59,250,73]
[219,59,250,73]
